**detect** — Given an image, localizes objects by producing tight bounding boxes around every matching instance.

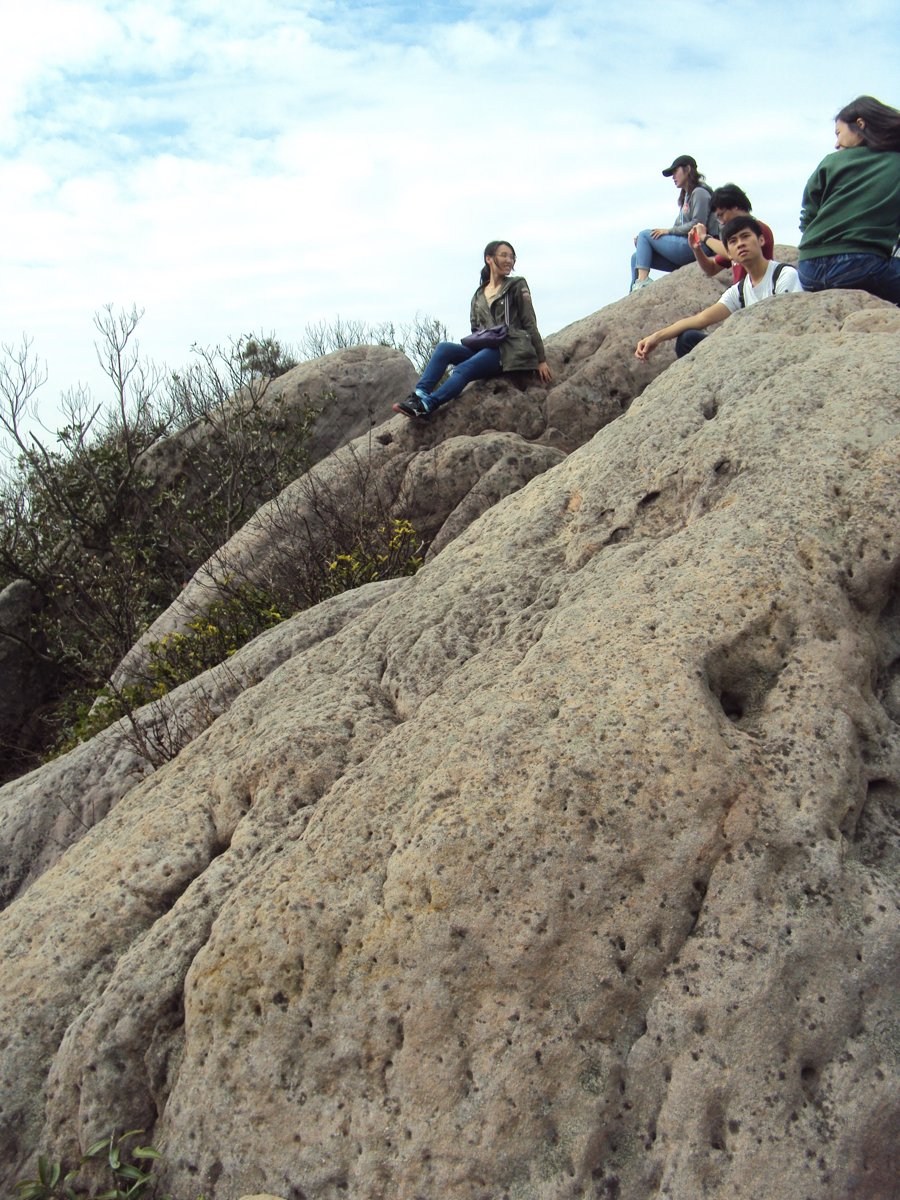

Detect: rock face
[0,281,898,1200]
[142,343,418,488]
[112,264,728,686]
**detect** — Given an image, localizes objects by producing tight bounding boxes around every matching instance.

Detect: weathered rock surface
[0,284,898,1200]
[112,265,729,687]
[143,344,418,486]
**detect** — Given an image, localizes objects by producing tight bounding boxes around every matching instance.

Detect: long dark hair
[678,164,708,207]
[480,240,516,286]
[835,95,900,152]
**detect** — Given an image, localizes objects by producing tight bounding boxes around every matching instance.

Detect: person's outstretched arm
[634,301,730,360]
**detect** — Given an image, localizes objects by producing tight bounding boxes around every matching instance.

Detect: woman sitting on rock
[798,95,900,305]
[630,155,716,293]
[393,240,551,419]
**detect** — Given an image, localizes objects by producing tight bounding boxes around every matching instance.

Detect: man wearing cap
[630,155,717,293]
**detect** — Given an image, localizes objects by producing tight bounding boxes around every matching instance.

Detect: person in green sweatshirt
[798,95,900,305]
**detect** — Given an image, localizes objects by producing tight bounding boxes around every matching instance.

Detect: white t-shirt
[720,261,803,314]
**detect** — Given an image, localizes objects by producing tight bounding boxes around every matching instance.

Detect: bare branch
[0,336,48,457]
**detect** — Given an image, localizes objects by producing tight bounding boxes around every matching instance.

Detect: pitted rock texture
[112,263,728,687]
[0,288,897,1200]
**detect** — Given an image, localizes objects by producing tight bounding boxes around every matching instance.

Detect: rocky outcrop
[111,265,730,687]
[0,283,897,1200]
[142,344,418,488]
[9,258,711,894]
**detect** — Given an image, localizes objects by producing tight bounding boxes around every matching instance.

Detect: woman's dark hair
[481,240,516,286]
[721,214,763,247]
[678,164,708,206]
[835,95,900,152]
[710,183,752,213]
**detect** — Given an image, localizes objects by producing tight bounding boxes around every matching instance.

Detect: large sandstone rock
[111,265,728,688]
[143,344,418,485]
[0,287,897,1200]
[3,266,711,884]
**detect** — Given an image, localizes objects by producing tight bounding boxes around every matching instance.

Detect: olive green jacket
[469,276,547,372]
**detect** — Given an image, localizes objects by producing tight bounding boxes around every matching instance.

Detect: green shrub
[324,517,423,596]
[0,315,314,777]
[49,516,423,763]
[2,308,434,778]
[145,583,285,693]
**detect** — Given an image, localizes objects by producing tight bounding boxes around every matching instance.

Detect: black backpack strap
[740,262,789,309]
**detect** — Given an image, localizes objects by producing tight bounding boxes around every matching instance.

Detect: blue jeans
[798,253,900,305]
[675,330,707,358]
[417,341,503,406]
[631,230,695,284]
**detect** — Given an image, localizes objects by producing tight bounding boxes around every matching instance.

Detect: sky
[1,0,898,443]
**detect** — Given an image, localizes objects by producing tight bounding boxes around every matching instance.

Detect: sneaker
[392,397,423,418]
[630,278,653,293]
[393,394,433,419]
[414,387,433,405]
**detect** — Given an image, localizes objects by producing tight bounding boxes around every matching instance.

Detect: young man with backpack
[634,216,802,361]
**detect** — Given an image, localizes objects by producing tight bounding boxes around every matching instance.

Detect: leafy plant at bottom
[15,1130,163,1200]
[47,582,286,758]
[145,582,285,693]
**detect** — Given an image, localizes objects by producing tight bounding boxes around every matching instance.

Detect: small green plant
[324,517,423,597]
[15,1130,162,1200]
[50,686,151,758]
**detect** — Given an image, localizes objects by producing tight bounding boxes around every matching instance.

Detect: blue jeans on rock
[798,253,900,305]
[417,341,503,407]
[675,329,707,358]
[631,230,695,285]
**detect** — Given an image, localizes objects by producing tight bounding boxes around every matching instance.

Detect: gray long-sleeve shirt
[669,186,715,236]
